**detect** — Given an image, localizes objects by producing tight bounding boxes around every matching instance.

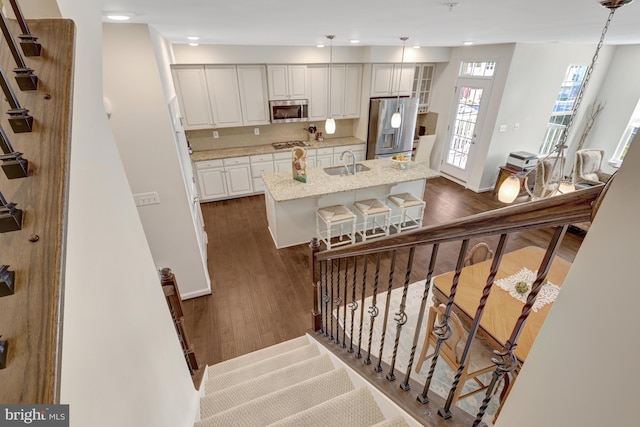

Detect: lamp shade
[325,117,336,134]
[391,111,401,128]
[498,175,521,203]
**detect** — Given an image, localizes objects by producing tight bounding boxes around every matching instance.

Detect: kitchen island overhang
[263,158,439,249]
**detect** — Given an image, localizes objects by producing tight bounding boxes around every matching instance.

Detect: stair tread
[371,415,411,427]
[207,335,309,378]
[196,368,354,427]
[206,343,320,392]
[200,354,335,418]
[267,387,385,427]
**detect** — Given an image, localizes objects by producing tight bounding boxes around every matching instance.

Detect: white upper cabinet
[306,65,328,121]
[412,63,435,113]
[267,65,308,100]
[204,65,244,128]
[331,64,362,119]
[172,66,213,130]
[370,63,415,97]
[237,65,270,125]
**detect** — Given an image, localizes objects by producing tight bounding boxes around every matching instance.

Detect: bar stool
[386,192,426,233]
[353,198,391,242]
[316,204,357,250]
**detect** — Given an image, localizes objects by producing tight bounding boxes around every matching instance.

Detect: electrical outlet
[254,127,260,136]
[213,131,219,138]
[133,191,160,207]
[514,123,520,131]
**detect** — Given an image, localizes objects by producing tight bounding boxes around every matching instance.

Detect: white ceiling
[101,0,640,48]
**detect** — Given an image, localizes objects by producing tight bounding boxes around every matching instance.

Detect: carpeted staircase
[195,335,412,427]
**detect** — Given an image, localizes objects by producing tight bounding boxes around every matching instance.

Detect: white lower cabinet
[273,151,292,173]
[250,154,275,194]
[316,147,334,167]
[196,157,253,201]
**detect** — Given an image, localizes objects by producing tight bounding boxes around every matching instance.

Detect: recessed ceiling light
[349,39,360,44]
[463,41,474,46]
[413,45,421,49]
[187,36,200,41]
[188,42,199,47]
[104,12,135,21]
[317,44,325,48]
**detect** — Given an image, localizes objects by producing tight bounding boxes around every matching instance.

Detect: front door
[440,78,491,183]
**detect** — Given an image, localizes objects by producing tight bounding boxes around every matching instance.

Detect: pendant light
[391,37,409,129]
[325,35,336,135]
[497,0,632,203]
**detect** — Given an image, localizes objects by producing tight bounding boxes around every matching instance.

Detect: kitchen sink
[323,163,370,176]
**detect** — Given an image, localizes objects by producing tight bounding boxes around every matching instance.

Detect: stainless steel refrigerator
[366,97,419,159]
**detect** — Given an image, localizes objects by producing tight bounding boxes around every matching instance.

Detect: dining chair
[415,304,497,405]
[463,242,494,267]
[573,149,612,186]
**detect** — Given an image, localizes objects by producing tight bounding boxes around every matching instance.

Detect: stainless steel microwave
[270,99,309,123]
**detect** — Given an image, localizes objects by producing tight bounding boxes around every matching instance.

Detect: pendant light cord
[327,35,334,119]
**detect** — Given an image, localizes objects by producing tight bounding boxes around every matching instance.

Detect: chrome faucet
[340,150,356,175]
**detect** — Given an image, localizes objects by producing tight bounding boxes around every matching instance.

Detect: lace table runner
[494,267,560,312]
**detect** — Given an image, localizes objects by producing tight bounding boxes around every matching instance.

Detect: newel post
[309,238,322,331]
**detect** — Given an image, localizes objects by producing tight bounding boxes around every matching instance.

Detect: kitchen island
[262,158,439,248]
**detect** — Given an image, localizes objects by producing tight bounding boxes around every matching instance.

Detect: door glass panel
[446,86,483,170]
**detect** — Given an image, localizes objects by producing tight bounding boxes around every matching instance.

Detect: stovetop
[271,140,311,150]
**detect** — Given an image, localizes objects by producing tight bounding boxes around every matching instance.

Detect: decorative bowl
[391,156,411,170]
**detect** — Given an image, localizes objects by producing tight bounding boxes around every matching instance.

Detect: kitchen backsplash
[187,120,356,152]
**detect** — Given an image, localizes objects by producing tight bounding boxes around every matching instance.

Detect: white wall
[44,1,201,426]
[496,131,640,427]
[102,23,211,299]
[582,44,640,174]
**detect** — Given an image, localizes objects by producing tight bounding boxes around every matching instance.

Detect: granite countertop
[190,137,365,162]
[263,158,439,202]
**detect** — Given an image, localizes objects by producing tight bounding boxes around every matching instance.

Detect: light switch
[499,125,507,133]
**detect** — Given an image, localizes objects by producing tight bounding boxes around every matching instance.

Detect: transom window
[459,61,496,78]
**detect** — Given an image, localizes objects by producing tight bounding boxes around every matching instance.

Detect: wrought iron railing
[310,183,607,426]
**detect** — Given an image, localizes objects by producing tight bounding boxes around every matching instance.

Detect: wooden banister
[316,184,603,261]
[0,19,75,404]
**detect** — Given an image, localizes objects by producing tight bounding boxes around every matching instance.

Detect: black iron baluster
[387,247,415,381]
[0,125,28,179]
[321,260,328,335]
[418,239,470,404]
[0,64,33,133]
[401,243,439,391]
[0,9,38,90]
[348,256,358,353]
[329,259,334,340]
[335,258,342,344]
[0,336,8,369]
[8,0,41,57]
[365,253,382,365]
[375,250,397,372]
[440,234,508,419]
[0,191,23,233]
[356,254,368,359]
[0,265,16,297]
[342,257,349,348]
[472,226,568,426]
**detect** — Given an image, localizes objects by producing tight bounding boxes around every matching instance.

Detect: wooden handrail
[316,184,603,261]
[0,19,74,404]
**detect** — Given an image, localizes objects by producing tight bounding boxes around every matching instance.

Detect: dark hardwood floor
[181,177,584,370]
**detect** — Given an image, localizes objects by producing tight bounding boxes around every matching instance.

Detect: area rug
[332,279,501,424]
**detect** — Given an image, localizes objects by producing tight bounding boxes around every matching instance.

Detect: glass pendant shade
[325,117,336,134]
[498,175,521,203]
[391,110,401,128]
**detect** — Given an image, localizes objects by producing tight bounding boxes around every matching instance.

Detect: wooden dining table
[432,246,572,363]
